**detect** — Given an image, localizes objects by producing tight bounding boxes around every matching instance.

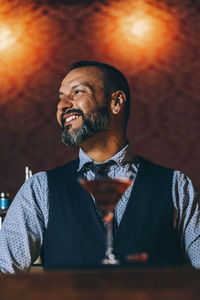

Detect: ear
[110,90,126,115]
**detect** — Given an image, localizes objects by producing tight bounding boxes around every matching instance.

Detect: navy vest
[41,157,184,270]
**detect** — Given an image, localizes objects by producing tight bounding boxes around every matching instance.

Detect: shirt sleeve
[0,171,49,274]
[172,170,200,268]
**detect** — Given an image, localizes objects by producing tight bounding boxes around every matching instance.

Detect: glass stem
[105,212,114,259]
[102,210,119,264]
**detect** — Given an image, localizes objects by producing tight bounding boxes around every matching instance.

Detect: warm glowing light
[131,18,152,38]
[0,2,55,97]
[96,1,177,64]
[122,11,171,47]
[0,25,17,51]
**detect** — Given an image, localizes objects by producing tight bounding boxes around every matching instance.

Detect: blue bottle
[0,192,10,229]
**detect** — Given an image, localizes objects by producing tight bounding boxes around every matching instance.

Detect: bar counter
[0,266,199,299]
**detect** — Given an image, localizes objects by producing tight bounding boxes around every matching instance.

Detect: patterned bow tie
[81,160,115,179]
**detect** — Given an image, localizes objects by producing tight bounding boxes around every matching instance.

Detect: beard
[61,107,109,146]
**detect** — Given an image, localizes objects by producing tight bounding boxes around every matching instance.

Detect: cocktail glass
[79,177,132,265]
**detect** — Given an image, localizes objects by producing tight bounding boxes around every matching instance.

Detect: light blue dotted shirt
[0,144,200,273]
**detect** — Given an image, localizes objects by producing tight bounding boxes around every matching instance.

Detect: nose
[57,96,73,112]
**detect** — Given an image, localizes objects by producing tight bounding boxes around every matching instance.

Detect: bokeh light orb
[0,25,17,51]
[95,0,178,65]
[0,1,55,96]
[131,18,152,39]
[122,10,172,48]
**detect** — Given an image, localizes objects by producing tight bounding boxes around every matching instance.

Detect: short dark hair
[69,60,130,122]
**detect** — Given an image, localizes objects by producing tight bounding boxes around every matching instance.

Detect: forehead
[61,66,105,89]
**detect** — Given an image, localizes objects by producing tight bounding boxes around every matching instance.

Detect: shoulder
[173,169,194,184]
[23,171,48,191]
[14,171,48,209]
[173,169,200,196]
[14,171,49,227]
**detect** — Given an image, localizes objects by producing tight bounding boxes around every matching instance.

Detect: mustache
[61,109,84,129]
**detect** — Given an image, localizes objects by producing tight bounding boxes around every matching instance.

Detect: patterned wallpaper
[0,0,200,197]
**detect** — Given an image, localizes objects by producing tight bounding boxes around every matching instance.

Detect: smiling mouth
[63,114,81,126]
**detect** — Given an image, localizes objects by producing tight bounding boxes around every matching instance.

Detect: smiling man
[58,70,110,148]
[0,61,200,273]
[57,64,128,161]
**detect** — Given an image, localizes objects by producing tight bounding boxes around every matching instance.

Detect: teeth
[65,115,79,123]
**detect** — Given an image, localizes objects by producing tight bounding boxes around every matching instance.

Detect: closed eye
[74,89,84,94]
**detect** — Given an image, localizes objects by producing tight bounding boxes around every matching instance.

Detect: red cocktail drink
[80,178,131,209]
[79,177,132,264]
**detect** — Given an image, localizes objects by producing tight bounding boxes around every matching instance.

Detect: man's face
[57,67,110,146]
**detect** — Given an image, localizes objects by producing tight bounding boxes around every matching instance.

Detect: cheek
[56,110,62,127]
[77,95,97,111]
[77,98,88,109]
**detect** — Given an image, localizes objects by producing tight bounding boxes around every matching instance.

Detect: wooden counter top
[1,266,199,299]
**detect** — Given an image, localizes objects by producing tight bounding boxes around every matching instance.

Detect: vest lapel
[114,158,155,257]
[114,158,149,231]
[62,161,106,243]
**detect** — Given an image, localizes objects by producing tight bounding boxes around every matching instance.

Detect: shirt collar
[78,142,135,171]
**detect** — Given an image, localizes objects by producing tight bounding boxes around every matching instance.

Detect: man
[0,61,199,273]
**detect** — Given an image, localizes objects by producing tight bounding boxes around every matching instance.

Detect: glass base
[102,254,119,265]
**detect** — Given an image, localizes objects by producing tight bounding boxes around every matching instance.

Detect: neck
[80,131,127,163]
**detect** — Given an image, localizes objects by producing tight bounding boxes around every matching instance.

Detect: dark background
[0,0,200,198]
